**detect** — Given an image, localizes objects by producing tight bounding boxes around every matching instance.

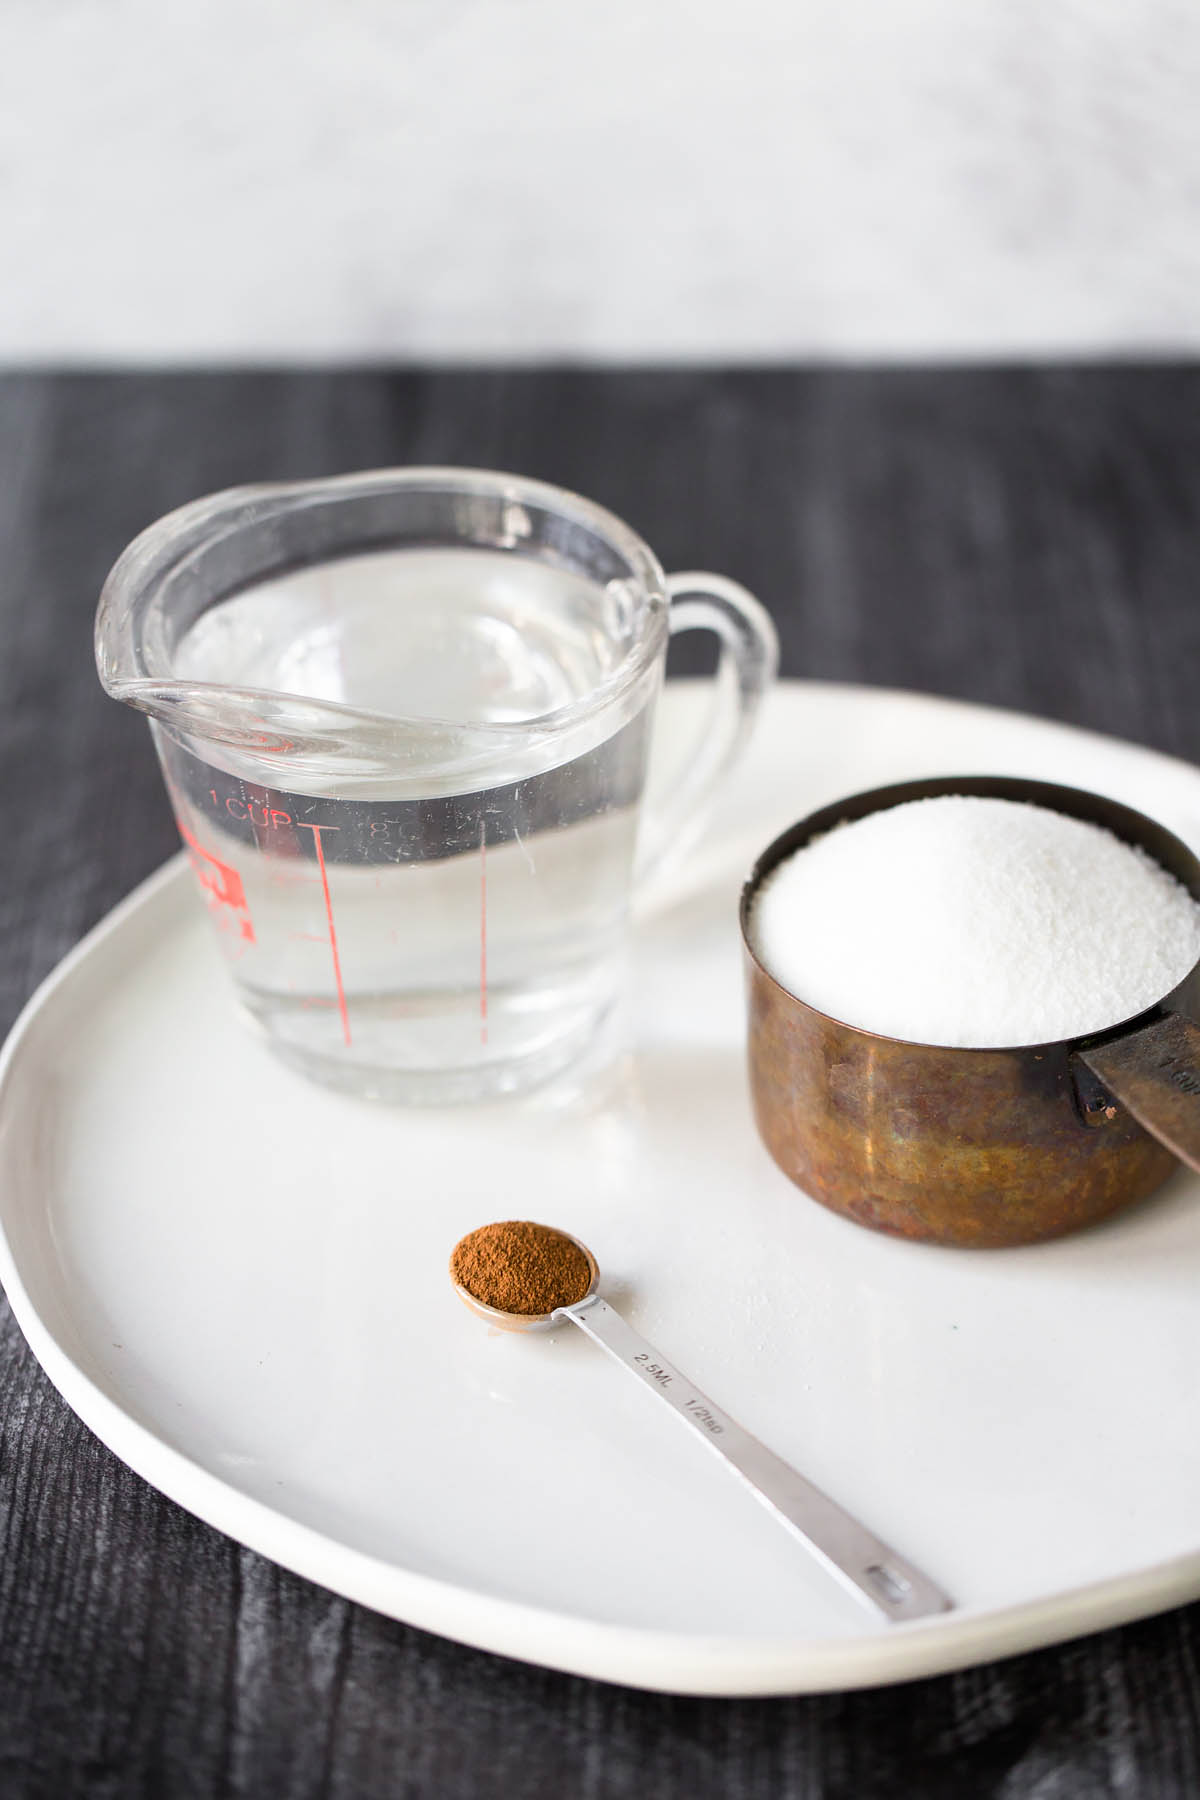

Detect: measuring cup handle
[1076,1011,1200,1172]
[636,573,778,888]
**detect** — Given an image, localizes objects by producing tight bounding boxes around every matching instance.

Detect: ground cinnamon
[450,1220,593,1315]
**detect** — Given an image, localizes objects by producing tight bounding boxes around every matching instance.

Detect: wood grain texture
[2,369,1200,1798]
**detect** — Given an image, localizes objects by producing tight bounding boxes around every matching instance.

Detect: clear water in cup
[155,549,658,1099]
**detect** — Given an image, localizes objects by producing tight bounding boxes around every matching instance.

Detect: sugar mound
[750,796,1200,1048]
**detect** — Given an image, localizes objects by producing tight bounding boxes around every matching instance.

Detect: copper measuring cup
[740,775,1200,1249]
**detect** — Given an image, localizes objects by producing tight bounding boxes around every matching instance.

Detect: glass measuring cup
[96,468,776,1101]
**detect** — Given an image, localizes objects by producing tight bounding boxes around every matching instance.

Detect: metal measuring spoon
[450,1228,951,1625]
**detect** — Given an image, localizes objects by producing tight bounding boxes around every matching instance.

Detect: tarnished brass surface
[740,775,1200,1249]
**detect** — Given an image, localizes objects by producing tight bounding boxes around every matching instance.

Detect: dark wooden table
[3,369,1200,1798]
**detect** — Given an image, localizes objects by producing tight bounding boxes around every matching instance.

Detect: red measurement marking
[174,816,255,944]
[479,819,488,1046]
[297,822,351,1048]
[210,792,294,831]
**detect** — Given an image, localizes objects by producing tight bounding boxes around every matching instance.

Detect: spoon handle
[555,1296,951,1624]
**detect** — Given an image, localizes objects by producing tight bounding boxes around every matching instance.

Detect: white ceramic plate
[4,680,1200,1697]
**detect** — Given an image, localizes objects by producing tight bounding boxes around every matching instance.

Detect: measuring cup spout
[95,673,335,754]
[90,479,506,780]
[99,663,366,749]
[94,668,554,794]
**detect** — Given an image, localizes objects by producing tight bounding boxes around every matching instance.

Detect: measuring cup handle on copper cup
[740,775,1200,1249]
[1074,1014,1200,1168]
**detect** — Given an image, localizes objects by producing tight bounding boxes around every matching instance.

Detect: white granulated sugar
[750,796,1200,1048]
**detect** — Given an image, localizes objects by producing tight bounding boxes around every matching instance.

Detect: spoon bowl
[450,1230,599,1332]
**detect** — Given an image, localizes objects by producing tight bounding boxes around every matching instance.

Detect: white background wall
[3,0,1198,361]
